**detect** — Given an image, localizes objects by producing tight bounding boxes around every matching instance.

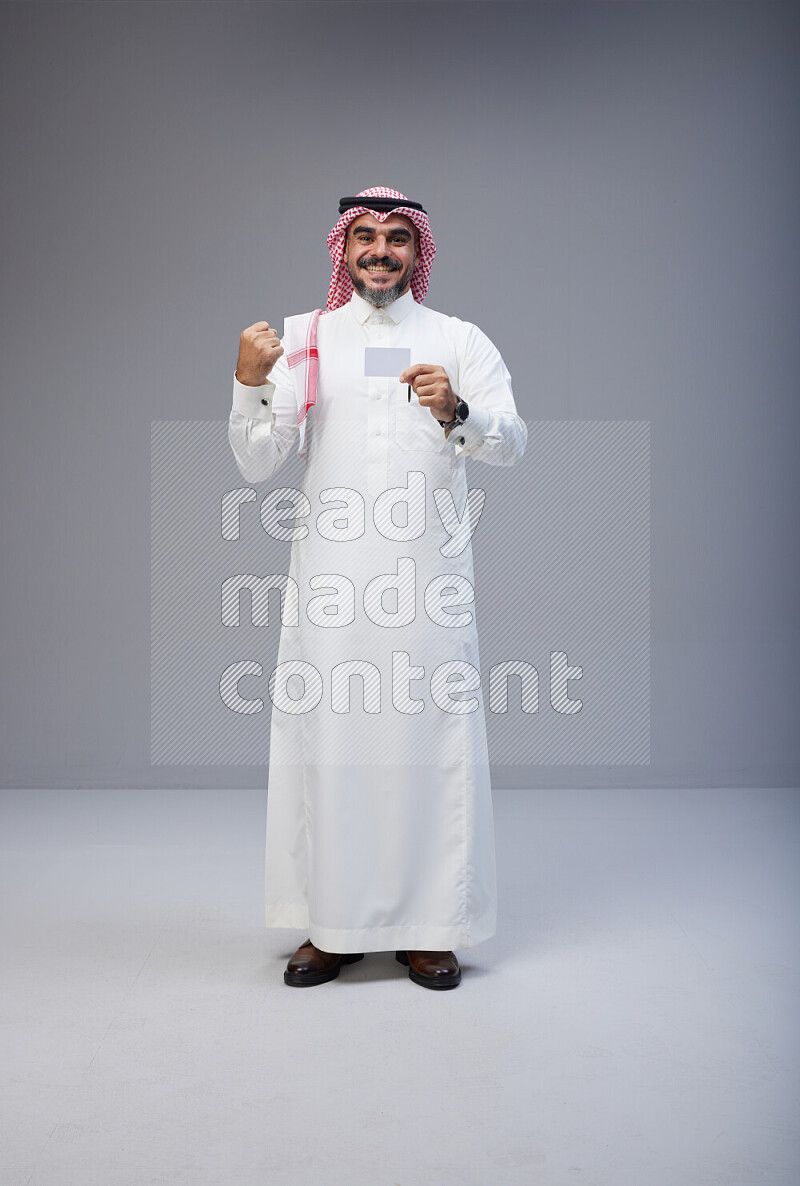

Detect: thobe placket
[363,307,393,500]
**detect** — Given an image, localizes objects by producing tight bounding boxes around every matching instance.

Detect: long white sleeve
[227,347,300,484]
[451,323,527,467]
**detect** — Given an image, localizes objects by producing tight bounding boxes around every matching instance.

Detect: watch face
[457,400,469,421]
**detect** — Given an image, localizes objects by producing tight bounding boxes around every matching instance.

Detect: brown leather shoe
[395,949,461,989]
[284,938,364,987]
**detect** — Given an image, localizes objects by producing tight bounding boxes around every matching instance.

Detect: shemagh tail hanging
[285,186,436,455]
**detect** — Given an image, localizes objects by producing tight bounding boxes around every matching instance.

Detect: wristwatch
[438,398,469,429]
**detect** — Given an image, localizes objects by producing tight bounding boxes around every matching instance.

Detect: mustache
[359,256,402,271]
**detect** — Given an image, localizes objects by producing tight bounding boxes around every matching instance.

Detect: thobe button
[458,436,465,445]
[261,399,269,406]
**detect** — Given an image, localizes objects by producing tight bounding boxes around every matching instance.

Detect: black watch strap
[438,399,469,428]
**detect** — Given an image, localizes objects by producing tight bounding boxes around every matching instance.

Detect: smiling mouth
[362,262,400,275]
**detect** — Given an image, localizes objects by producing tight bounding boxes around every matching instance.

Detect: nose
[374,233,393,258]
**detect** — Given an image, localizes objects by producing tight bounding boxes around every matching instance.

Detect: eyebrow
[349,223,413,239]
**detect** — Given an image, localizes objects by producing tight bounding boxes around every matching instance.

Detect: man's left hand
[400,364,458,423]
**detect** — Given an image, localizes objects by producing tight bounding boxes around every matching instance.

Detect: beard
[348,256,414,308]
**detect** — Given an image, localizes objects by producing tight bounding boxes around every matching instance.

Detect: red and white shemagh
[287,187,436,426]
[325,185,436,312]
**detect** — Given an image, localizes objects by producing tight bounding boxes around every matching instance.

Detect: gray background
[1,0,797,789]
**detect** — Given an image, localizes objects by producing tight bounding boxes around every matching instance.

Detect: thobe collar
[349,287,416,326]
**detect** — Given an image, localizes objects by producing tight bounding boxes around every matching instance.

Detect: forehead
[347,211,415,237]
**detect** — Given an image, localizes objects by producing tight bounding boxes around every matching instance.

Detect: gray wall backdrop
[1,0,797,789]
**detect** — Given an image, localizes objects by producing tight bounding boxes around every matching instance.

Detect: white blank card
[364,347,411,377]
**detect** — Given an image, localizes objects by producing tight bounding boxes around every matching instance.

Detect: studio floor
[1,786,797,1186]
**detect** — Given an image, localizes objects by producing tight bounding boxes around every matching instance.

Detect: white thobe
[228,288,526,953]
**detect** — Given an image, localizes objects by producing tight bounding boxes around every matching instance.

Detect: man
[228,187,526,989]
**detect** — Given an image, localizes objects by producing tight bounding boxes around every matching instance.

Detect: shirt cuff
[448,401,493,456]
[232,374,276,422]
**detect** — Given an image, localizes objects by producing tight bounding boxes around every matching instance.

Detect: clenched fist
[235,321,285,387]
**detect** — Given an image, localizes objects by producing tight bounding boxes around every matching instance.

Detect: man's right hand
[235,321,285,386]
